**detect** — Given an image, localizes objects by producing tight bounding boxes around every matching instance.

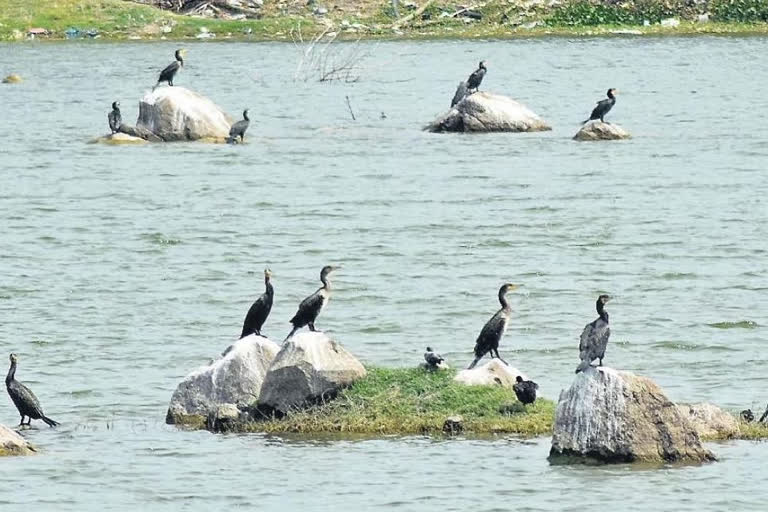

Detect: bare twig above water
[345,96,356,121]
[291,23,372,83]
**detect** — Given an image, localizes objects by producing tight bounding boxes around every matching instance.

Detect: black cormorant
[575,295,611,373]
[583,88,618,124]
[467,283,518,369]
[285,265,339,340]
[513,375,538,405]
[240,268,274,338]
[466,60,487,93]
[424,347,444,368]
[5,354,58,427]
[227,109,250,144]
[108,101,121,134]
[451,81,469,107]
[155,49,185,89]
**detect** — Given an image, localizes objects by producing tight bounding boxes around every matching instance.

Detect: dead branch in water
[291,24,372,83]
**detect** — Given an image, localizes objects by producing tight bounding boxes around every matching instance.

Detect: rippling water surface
[1,38,767,510]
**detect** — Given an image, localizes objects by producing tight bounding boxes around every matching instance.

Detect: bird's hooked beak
[505,283,518,292]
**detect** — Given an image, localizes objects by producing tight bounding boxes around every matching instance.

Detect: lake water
[1,37,767,510]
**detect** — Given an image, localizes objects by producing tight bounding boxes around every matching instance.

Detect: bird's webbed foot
[308,323,317,332]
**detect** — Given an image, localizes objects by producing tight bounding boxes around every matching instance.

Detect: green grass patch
[736,420,768,441]
[244,367,555,436]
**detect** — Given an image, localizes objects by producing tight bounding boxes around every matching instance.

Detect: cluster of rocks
[166,331,366,430]
[96,87,235,144]
[426,90,629,141]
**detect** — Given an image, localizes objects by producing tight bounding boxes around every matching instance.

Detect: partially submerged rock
[454,359,528,390]
[166,335,280,426]
[677,403,740,440]
[573,121,630,141]
[426,92,551,133]
[257,331,366,415]
[137,86,233,141]
[2,73,22,84]
[443,415,464,435]
[0,424,35,456]
[550,367,714,464]
[91,132,148,145]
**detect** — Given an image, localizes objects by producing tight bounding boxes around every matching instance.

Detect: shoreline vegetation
[171,366,768,441]
[1,0,768,42]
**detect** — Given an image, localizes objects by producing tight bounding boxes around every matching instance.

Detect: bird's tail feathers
[575,360,591,374]
[581,119,589,125]
[42,416,59,427]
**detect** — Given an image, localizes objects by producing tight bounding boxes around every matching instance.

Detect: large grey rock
[573,121,630,141]
[550,367,715,464]
[137,86,233,141]
[258,331,366,415]
[454,359,528,389]
[166,335,280,425]
[426,92,551,133]
[677,403,740,440]
[0,424,35,456]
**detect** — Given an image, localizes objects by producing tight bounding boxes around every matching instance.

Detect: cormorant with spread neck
[285,266,339,340]
[583,89,618,124]
[467,283,518,369]
[5,353,58,427]
[240,268,274,338]
[575,295,612,373]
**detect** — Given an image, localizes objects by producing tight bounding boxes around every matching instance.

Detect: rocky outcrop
[677,403,740,440]
[137,86,233,141]
[257,332,366,415]
[0,424,35,456]
[166,335,280,426]
[454,359,528,390]
[91,132,148,145]
[550,367,715,464]
[426,92,551,133]
[573,121,630,141]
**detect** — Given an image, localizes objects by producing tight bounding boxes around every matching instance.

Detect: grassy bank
[1,0,768,41]
[245,367,555,435]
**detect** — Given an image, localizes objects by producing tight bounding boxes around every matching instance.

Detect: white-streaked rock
[550,367,715,464]
[137,86,233,141]
[426,91,551,133]
[573,121,630,141]
[677,402,740,439]
[166,335,280,424]
[454,359,528,389]
[258,331,366,414]
[0,424,35,456]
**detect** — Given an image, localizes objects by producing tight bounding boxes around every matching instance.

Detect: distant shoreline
[2,0,768,43]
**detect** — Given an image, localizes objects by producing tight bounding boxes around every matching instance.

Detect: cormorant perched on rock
[466,60,487,93]
[575,295,612,373]
[285,265,339,340]
[108,101,121,134]
[513,375,538,405]
[240,268,274,338]
[467,283,518,369]
[227,109,250,144]
[5,354,58,427]
[451,81,469,107]
[424,347,444,369]
[155,49,185,89]
[583,89,618,124]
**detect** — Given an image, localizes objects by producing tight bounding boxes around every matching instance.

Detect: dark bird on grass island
[583,88,618,124]
[466,60,487,93]
[240,268,274,338]
[513,376,538,405]
[285,266,339,340]
[6,353,58,427]
[227,109,250,144]
[154,49,185,89]
[575,295,612,373]
[108,101,121,134]
[467,283,518,369]
[424,347,445,369]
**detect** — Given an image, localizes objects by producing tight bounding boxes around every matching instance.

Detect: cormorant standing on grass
[513,376,538,405]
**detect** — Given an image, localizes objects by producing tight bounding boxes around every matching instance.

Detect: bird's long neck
[243,111,250,122]
[265,278,273,297]
[498,290,510,312]
[321,275,331,291]
[597,301,609,322]
[176,53,184,66]
[6,360,16,386]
